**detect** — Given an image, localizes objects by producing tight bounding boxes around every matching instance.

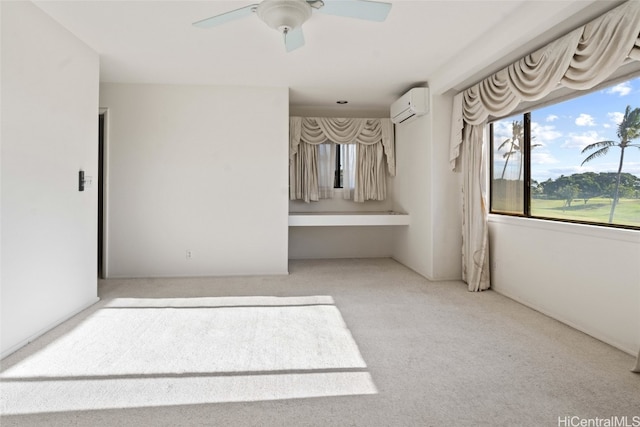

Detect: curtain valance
[290,117,395,176]
[452,0,640,133]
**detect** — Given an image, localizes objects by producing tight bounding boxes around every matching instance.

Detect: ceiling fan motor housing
[256,0,312,33]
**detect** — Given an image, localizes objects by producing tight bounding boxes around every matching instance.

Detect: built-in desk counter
[288,211,410,226]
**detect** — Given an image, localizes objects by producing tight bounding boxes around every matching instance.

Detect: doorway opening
[98,112,105,278]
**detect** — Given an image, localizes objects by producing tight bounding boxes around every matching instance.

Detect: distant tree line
[532,172,640,206]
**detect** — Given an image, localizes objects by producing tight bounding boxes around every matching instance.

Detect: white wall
[289,226,395,259]
[1,1,100,357]
[391,114,433,276]
[392,93,462,281]
[99,83,289,277]
[490,216,640,355]
[428,94,463,280]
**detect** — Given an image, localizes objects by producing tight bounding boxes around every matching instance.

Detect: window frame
[331,143,356,194]
[334,143,343,189]
[488,88,640,231]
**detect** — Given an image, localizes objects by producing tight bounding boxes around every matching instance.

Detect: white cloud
[531,122,561,145]
[620,161,640,176]
[531,151,559,165]
[535,165,601,181]
[546,163,629,178]
[575,113,596,127]
[585,161,640,176]
[606,82,632,96]
[607,111,624,126]
[545,114,559,122]
[578,162,621,175]
[572,156,640,178]
[492,120,516,143]
[561,130,602,150]
[533,144,640,182]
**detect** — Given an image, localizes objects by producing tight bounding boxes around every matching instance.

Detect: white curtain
[355,142,387,202]
[448,0,640,368]
[290,117,395,203]
[289,118,318,202]
[340,143,356,200]
[461,123,490,291]
[317,143,336,199]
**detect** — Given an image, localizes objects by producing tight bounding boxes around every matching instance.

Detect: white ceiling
[34,0,622,112]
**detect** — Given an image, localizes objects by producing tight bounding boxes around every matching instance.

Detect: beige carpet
[1,258,638,426]
[1,296,375,414]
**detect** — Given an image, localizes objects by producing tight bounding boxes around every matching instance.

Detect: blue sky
[493,75,640,183]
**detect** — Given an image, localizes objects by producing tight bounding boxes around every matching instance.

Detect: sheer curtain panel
[340,144,356,200]
[317,143,336,199]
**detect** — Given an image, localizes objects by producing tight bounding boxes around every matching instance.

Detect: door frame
[98,107,109,278]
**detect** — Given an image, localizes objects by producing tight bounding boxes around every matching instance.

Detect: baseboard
[1,297,101,360]
[389,256,463,283]
[492,287,637,357]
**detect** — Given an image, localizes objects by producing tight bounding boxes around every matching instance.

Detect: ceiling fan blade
[317,0,391,22]
[192,4,258,29]
[284,27,305,52]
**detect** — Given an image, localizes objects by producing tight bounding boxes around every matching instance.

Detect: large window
[490,76,640,228]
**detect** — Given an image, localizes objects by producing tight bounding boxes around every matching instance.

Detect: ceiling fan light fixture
[256,0,312,33]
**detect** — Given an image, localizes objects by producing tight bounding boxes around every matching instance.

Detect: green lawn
[530,197,640,227]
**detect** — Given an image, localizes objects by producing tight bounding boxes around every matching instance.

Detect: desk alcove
[287,211,410,259]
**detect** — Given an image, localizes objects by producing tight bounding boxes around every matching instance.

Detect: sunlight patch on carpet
[0,296,376,414]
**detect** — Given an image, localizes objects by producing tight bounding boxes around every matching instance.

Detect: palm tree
[497,120,541,180]
[498,121,523,179]
[581,105,640,223]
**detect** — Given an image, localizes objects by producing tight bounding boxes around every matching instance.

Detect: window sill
[488,214,640,243]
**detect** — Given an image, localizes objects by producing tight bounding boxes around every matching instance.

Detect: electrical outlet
[186,250,193,260]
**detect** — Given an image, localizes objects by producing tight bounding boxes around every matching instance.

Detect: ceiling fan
[193,0,392,52]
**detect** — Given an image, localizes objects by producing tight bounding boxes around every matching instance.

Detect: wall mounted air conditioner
[390,87,429,124]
